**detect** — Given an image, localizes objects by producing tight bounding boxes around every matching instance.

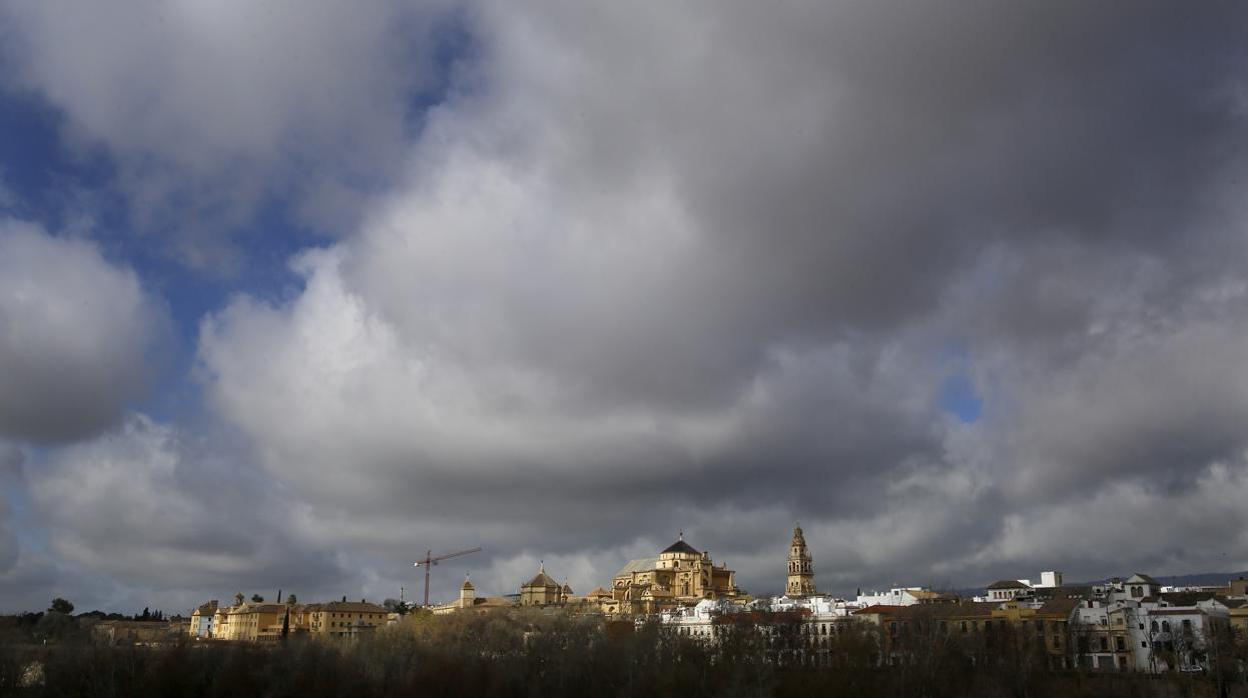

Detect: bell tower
[786,523,816,597]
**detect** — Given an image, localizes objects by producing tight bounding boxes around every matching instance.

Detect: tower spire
[786,523,816,597]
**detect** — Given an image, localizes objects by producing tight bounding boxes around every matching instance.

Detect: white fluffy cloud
[0,0,455,266]
[0,221,167,442]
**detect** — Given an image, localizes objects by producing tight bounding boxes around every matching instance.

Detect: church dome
[661,539,700,555]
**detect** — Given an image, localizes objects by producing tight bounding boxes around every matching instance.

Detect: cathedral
[785,523,817,597]
[609,532,742,614]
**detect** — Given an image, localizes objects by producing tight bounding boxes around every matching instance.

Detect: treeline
[0,610,171,647]
[2,609,1246,697]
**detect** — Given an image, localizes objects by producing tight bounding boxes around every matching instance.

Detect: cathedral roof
[524,571,559,589]
[613,558,660,578]
[661,539,700,555]
[523,561,561,590]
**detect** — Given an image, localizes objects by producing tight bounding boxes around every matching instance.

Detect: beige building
[1227,576,1248,598]
[430,575,517,615]
[785,524,816,597]
[204,596,387,640]
[610,533,741,614]
[1226,599,1248,636]
[300,601,389,637]
[212,602,286,641]
[238,603,288,641]
[520,562,569,606]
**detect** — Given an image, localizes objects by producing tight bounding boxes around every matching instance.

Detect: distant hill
[1131,570,1248,588]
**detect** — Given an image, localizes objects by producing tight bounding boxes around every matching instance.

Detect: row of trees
[4,608,1248,697]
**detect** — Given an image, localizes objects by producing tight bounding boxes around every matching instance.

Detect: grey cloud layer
[192,1,1248,598]
[0,0,456,268]
[0,222,167,442]
[9,1,1248,606]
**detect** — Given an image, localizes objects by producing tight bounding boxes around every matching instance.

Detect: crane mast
[413,547,482,607]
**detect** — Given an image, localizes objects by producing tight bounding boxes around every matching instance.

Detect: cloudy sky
[3,1,1248,614]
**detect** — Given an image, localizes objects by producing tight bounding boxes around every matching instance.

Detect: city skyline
[3,1,1248,614]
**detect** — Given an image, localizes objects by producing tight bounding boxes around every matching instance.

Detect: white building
[1037,571,1063,588]
[983,579,1031,602]
[660,598,731,641]
[1121,599,1230,673]
[1069,576,1232,674]
[855,587,934,607]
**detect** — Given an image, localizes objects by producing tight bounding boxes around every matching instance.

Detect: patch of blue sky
[0,16,477,424]
[403,6,479,137]
[939,370,982,423]
[936,345,982,423]
[0,86,119,229]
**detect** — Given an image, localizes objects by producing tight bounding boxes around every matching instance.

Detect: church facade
[520,562,571,606]
[609,533,742,614]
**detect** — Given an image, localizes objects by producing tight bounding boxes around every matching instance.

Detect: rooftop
[613,557,660,578]
[661,539,701,556]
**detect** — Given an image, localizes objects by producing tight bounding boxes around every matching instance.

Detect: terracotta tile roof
[1161,592,1219,607]
[321,601,387,613]
[524,571,560,589]
[893,602,998,620]
[230,603,287,615]
[853,605,904,615]
[1038,598,1080,616]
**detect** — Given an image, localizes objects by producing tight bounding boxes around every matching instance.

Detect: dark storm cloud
[0,443,22,574]
[0,221,168,443]
[188,0,1248,598]
[9,1,1248,606]
[22,415,354,610]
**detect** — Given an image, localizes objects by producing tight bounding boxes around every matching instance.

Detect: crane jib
[412,546,482,607]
